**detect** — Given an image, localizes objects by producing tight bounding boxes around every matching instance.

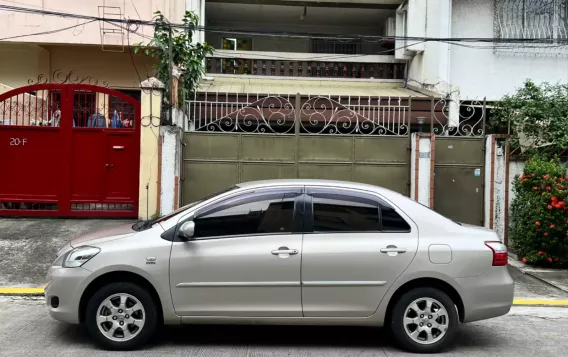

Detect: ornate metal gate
[182,93,412,204]
[0,82,140,217]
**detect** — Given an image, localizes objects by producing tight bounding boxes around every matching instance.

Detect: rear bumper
[44,266,91,324]
[456,267,514,323]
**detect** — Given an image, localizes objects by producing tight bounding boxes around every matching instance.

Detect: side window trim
[305,186,411,234]
[185,187,304,241]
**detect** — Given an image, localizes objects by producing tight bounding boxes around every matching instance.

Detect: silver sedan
[45,179,514,353]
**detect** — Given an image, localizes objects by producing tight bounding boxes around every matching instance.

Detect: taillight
[485,241,508,266]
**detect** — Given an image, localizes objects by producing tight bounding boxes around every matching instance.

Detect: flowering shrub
[510,156,568,267]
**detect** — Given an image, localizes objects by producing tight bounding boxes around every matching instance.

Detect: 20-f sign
[9,138,27,146]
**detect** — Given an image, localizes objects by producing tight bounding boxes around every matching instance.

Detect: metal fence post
[294,93,301,178]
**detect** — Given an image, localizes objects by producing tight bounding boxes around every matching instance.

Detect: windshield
[132,185,238,231]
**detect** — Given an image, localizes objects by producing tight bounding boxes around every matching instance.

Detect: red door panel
[0,127,62,200]
[70,131,105,201]
[104,133,137,201]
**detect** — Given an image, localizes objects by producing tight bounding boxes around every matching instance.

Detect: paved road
[0,218,133,287]
[1,296,567,357]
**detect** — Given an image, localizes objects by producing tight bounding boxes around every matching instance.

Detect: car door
[169,187,304,317]
[301,187,418,317]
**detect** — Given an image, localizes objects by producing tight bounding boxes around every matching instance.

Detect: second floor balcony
[204,1,404,80]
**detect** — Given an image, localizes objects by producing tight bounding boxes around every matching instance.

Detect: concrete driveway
[0,218,134,287]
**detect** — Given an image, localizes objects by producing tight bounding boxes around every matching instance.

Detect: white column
[411,133,433,206]
[160,126,182,215]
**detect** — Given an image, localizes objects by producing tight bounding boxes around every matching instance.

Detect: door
[169,187,303,317]
[301,187,418,317]
[104,133,136,200]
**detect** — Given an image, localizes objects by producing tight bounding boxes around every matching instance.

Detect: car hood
[70,223,136,248]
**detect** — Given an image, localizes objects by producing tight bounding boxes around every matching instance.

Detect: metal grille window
[495,0,568,41]
[310,39,361,55]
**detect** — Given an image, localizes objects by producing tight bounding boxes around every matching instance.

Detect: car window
[193,190,300,238]
[311,194,380,232]
[380,205,411,232]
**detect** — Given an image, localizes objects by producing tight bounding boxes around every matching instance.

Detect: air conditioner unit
[384,17,396,37]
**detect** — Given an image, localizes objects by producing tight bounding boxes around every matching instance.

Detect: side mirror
[178,221,195,240]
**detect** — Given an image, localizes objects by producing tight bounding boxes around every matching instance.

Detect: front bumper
[456,267,515,323]
[44,266,91,324]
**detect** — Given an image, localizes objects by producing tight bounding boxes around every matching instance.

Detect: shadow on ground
[53,322,500,353]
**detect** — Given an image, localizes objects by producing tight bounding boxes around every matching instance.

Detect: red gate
[0,84,140,217]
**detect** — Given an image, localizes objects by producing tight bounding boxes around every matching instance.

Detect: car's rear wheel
[390,287,458,353]
[85,282,158,350]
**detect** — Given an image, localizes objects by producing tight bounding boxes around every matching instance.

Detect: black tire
[389,287,458,354]
[85,282,158,350]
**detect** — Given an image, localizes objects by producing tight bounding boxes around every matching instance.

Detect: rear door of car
[300,186,419,317]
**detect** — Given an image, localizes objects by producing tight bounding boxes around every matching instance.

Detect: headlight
[63,246,101,268]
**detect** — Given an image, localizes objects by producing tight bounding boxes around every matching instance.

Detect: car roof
[237,179,395,195]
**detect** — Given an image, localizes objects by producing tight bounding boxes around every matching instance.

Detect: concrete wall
[0,0,185,46]
[405,0,568,100]
[139,80,163,220]
[406,0,452,94]
[0,44,156,90]
[160,125,182,216]
[0,44,50,89]
[450,0,568,100]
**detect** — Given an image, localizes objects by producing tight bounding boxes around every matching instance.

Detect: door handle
[380,246,407,254]
[271,247,299,255]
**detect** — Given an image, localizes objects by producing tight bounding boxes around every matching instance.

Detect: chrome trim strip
[302,281,387,287]
[176,281,300,288]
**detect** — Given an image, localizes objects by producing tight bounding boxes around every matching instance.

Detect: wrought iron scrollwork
[27,69,110,87]
[432,97,485,137]
[300,96,409,136]
[189,95,295,134]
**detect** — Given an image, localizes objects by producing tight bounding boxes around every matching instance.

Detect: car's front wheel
[390,287,458,353]
[85,282,158,350]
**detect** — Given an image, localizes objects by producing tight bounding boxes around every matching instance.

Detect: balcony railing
[205,55,406,80]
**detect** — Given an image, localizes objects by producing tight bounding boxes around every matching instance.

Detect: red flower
[559,178,565,182]
[566,232,568,236]
[542,192,546,196]
[552,196,558,202]
[548,257,553,263]
[565,175,568,180]
[538,251,546,255]
[522,257,527,263]
[544,232,549,236]
[548,205,553,210]
[550,224,556,229]
[521,174,526,179]
[544,174,550,179]
[535,221,541,226]
[537,229,541,232]
[547,186,552,191]
[534,186,538,190]
[532,174,536,177]
[554,258,560,262]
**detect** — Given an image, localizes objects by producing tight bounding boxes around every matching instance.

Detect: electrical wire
[1,4,568,44]
[0,19,97,41]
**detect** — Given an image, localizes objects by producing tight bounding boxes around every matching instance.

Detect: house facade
[0,0,566,230]
[0,0,186,219]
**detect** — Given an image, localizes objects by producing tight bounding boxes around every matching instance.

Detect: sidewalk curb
[508,258,568,295]
[0,287,44,296]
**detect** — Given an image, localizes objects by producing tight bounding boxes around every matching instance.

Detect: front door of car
[300,187,419,317]
[169,187,304,317]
